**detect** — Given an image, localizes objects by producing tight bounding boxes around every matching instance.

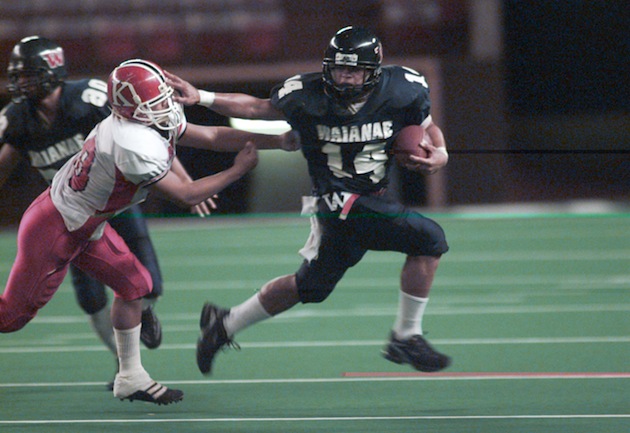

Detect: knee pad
[295,263,343,304]
[0,306,35,333]
[298,285,334,304]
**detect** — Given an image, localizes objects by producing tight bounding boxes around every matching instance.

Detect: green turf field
[1,211,628,432]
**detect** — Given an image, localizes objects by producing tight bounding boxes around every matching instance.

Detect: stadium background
[0,3,627,431]
[0,0,627,225]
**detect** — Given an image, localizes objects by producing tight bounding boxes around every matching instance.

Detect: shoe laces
[223,337,241,352]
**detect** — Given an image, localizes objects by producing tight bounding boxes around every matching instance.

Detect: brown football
[392,125,429,164]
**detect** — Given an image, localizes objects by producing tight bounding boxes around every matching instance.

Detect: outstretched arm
[165,70,285,120]
[150,142,258,209]
[169,155,217,217]
[179,123,300,152]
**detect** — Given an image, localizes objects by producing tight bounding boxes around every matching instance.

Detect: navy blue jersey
[270,65,432,196]
[0,79,110,183]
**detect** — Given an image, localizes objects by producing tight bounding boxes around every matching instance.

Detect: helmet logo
[110,80,136,107]
[335,53,358,67]
[40,47,64,69]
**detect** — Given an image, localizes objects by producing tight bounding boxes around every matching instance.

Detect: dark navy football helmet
[323,26,383,101]
[7,36,67,103]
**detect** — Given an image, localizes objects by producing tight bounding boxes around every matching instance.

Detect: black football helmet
[323,26,383,101]
[6,36,67,103]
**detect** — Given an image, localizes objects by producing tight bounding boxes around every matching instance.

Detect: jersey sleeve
[113,126,170,185]
[386,66,432,126]
[270,73,325,124]
[270,74,303,120]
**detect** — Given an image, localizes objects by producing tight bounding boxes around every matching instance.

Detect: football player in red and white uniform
[0,36,214,383]
[168,26,452,376]
[0,58,298,405]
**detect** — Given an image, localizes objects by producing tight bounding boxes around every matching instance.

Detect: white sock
[393,292,428,340]
[114,324,147,378]
[223,294,271,337]
[89,307,117,355]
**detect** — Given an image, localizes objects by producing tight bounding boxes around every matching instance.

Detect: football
[392,125,429,164]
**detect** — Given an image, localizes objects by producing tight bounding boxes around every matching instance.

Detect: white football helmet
[107,59,182,131]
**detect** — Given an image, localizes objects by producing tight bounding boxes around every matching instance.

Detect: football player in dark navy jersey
[270,65,433,196]
[1,78,110,181]
[169,26,452,374]
[0,36,200,386]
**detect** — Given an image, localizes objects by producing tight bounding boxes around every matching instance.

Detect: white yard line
[1,413,629,426]
[1,335,629,354]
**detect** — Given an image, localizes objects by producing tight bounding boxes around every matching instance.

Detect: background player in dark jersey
[168,26,452,374]
[0,36,211,386]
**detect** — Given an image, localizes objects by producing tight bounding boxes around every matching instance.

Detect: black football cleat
[382,333,451,372]
[140,305,162,349]
[119,381,183,406]
[196,303,238,375]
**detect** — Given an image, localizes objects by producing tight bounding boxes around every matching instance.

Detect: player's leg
[395,255,440,336]
[69,265,116,353]
[68,264,118,389]
[74,224,182,405]
[196,273,299,375]
[0,244,69,332]
[196,208,358,375]
[350,196,451,372]
[0,192,73,332]
[195,277,287,375]
[108,205,162,349]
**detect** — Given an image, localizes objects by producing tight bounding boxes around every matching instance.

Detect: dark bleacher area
[0,0,467,76]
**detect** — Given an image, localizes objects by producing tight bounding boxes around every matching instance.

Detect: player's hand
[279,130,301,152]
[402,142,448,174]
[164,70,200,106]
[233,141,259,174]
[191,195,218,217]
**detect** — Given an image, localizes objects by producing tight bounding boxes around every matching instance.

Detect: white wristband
[198,90,216,108]
[435,147,449,157]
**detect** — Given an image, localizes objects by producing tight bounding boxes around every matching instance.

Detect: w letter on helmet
[40,48,65,69]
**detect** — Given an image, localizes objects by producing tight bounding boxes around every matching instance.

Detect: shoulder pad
[379,66,431,109]
[271,72,327,118]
